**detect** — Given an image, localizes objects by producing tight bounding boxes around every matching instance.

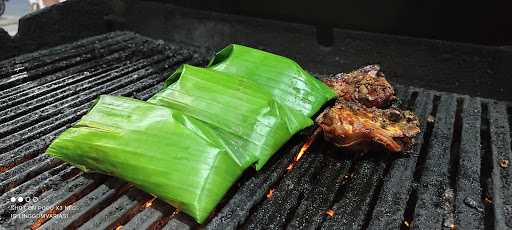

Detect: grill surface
[0,32,511,230]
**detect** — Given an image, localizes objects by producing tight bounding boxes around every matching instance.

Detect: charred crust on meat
[317,65,421,153]
[323,64,396,109]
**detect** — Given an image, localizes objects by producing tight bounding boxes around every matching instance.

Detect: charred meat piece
[317,64,421,153]
[323,65,395,108]
[316,101,420,152]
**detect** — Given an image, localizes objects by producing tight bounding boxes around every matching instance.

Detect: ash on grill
[0,32,511,230]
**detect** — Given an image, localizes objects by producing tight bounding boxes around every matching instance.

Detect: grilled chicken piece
[323,65,395,108]
[316,102,420,152]
[317,65,421,153]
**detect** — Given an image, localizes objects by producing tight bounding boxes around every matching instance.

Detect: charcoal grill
[1,1,512,230]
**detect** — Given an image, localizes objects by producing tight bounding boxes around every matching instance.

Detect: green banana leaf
[207,44,336,117]
[46,45,335,224]
[149,65,313,170]
[46,95,243,223]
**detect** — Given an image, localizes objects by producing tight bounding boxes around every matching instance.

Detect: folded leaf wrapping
[45,45,335,224]
[207,44,336,117]
[46,96,243,223]
[149,65,313,170]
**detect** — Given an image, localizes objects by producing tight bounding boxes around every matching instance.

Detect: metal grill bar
[0,165,75,215]
[161,213,196,230]
[77,188,152,229]
[367,90,434,229]
[455,97,483,229]
[0,43,143,106]
[0,59,169,152]
[0,154,55,184]
[4,173,105,229]
[205,138,302,230]
[322,159,387,229]
[38,178,128,229]
[245,144,324,229]
[0,32,128,76]
[287,152,351,229]
[0,156,62,194]
[489,102,512,229]
[0,127,66,173]
[0,35,136,89]
[412,95,457,228]
[0,53,166,124]
[123,200,174,230]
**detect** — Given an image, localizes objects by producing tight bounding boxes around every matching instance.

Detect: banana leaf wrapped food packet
[208,44,336,117]
[46,96,243,223]
[148,65,313,170]
[46,45,334,224]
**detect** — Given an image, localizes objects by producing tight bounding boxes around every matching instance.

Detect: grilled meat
[317,65,420,153]
[316,102,420,152]
[323,65,395,108]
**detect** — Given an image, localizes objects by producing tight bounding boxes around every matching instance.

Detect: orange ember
[144,197,157,208]
[500,159,509,168]
[266,189,275,199]
[287,128,321,172]
[295,137,314,162]
[115,225,122,230]
[325,209,335,217]
[171,209,181,216]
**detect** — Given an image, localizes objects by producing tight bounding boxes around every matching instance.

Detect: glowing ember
[286,128,321,172]
[266,189,275,199]
[484,196,493,204]
[144,197,157,208]
[499,159,509,168]
[325,209,335,217]
[427,115,435,123]
[171,209,181,216]
[295,137,314,162]
[449,224,457,230]
[115,225,122,230]
[403,220,415,228]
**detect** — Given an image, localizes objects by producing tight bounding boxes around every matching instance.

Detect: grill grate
[0,32,511,230]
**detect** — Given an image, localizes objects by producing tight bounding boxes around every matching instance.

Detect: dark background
[1,0,511,100]
[166,0,512,46]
